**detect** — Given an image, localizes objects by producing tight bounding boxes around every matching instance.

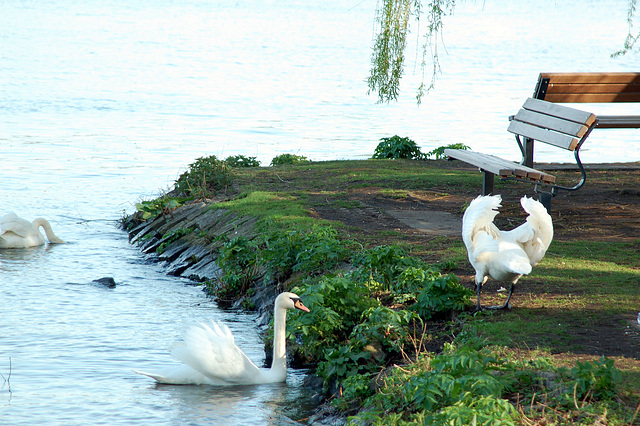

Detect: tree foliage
[369,0,454,104]
[369,0,640,103]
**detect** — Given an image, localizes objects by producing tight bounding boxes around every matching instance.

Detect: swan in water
[0,212,65,248]
[462,195,553,311]
[135,292,310,385]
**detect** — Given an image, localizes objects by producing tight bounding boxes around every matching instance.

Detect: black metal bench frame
[444,97,597,210]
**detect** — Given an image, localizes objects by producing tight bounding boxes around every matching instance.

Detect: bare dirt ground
[304,161,640,364]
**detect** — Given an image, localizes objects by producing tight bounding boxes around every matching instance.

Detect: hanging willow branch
[368,0,455,104]
[368,0,414,103]
[612,0,640,57]
[369,0,638,103]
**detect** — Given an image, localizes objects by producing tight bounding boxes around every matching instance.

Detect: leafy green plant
[372,135,425,160]
[349,341,517,425]
[424,142,471,159]
[351,244,426,290]
[289,275,380,361]
[318,307,419,389]
[270,153,311,166]
[571,356,621,400]
[410,273,473,319]
[260,225,349,283]
[225,155,260,168]
[175,155,233,198]
[135,196,186,220]
[207,236,260,303]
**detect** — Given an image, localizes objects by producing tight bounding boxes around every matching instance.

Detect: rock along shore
[122,201,278,324]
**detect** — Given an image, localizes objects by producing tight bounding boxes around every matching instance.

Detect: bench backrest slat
[508,120,579,150]
[508,97,596,151]
[513,109,590,137]
[536,72,640,103]
[521,98,597,126]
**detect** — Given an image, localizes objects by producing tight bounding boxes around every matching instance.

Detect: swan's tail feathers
[507,258,532,276]
[520,196,554,265]
[133,370,173,384]
[462,195,502,251]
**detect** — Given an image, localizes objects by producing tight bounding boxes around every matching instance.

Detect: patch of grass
[213,191,329,232]
[377,189,409,199]
[233,159,482,193]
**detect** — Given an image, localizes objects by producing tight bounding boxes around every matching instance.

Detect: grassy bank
[133,157,640,425]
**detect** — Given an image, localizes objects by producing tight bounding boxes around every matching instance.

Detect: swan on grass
[135,292,310,385]
[0,212,65,249]
[462,195,553,311]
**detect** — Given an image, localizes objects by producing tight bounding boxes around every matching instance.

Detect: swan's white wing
[0,212,34,238]
[519,196,554,265]
[462,195,502,256]
[170,321,261,384]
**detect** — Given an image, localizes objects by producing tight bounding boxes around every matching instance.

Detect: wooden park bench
[526,72,640,166]
[444,97,597,210]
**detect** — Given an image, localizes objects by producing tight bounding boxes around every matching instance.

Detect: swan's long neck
[32,218,65,244]
[271,304,288,373]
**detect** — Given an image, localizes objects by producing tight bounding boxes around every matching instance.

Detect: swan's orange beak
[294,299,310,312]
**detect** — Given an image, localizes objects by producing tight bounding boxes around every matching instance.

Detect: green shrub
[260,225,349,283]
[207,236,259,302]
[571,356,621,400]
[424,142,471,159]
[270,153,311,166]
[349,342,517,425]
[410,273,473,319]
[225,155,260,168]
[372,135,425,160]
[175,155,233,198]
[351,244,426,290]
[135,196,186,220]
[289,275,380,361]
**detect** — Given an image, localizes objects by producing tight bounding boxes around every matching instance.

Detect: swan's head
[276,292,310,312]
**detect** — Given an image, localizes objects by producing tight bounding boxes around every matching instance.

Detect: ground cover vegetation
[133,148,640,424]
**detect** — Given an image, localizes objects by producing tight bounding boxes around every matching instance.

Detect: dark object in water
[92,277,116,288]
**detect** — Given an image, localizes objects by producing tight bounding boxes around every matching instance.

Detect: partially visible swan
[0,212,65,248]
[462,195,553,311]
[135,292,310,385]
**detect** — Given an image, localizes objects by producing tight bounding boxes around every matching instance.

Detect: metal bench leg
[482,170,494,195]
[538,192,552,213]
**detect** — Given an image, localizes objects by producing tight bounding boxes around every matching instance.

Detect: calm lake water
[0,0,637,424]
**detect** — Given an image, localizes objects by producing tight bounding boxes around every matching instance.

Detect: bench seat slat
[522,98,597,126]
[513,109,589,137]
[443,149,556,184]
[507,120,579,150]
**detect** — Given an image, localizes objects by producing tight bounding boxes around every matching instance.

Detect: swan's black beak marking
[292,298,310,312]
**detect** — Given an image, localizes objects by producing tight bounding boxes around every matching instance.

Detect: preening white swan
[0,212,65,249]
[135,292,310,385]
[462,195,553,310]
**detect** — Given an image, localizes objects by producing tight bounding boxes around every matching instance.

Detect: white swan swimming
[462,195,553,310]
[135,292,310,385]
[0,212,65,249]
